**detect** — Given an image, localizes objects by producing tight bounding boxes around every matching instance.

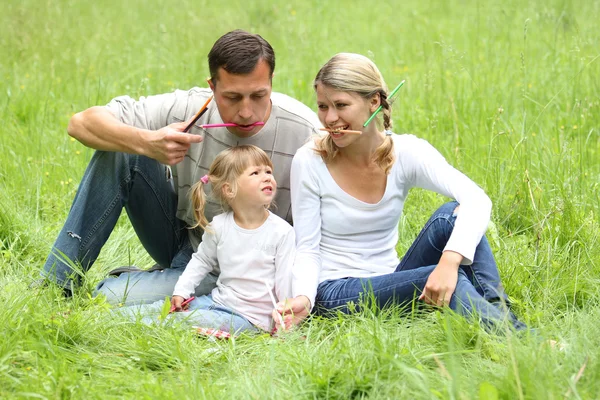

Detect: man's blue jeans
[315,202,526,330]
[42,151,216,304]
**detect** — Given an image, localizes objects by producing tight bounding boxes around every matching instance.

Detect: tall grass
[1,0,599,398]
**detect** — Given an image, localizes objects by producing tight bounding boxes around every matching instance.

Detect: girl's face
[233,164,276,208]
[315,83,377,148]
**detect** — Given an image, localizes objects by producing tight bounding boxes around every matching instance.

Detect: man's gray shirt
[106,87,321,249]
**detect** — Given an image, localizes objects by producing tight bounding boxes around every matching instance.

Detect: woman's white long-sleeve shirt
[173,211,296,331]
[290,134,492,308]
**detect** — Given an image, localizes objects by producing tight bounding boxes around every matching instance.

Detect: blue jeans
[114,295,259,334]
[315,202,526,330]
[41,151,217,304]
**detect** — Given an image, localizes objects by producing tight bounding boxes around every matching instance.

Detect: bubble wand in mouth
[201,122,265,129]
[319,128,363,135]
[363,80,405,128]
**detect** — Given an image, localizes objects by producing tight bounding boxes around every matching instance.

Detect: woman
[276,53,524,331]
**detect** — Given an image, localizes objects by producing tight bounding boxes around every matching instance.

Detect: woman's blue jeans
[41,151,216,304]
[315,202,526,330]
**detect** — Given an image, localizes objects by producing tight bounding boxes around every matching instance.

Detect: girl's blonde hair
[190,145,274,230]
[313,53,395,174]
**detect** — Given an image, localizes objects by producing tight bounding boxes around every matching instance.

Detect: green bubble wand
[363,80,405,127]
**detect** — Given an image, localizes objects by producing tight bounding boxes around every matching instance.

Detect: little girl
[117,145,296,334]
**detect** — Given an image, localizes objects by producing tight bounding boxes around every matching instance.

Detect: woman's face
[315,83,376,148]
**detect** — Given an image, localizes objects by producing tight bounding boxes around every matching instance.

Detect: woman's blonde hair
[313,53,395,174]
[190,145,274,230]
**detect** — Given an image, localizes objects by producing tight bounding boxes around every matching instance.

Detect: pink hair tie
[200,175,209,184]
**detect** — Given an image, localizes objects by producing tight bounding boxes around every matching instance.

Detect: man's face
[209,59,273,138]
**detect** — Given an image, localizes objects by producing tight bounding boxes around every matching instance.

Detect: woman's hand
[272,295,311,331]
[419,251,462,307]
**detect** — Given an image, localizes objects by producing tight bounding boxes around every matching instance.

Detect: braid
[380,90,392,130]
[371,90,395,174]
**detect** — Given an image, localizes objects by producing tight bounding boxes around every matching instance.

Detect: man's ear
[207,77,215,91]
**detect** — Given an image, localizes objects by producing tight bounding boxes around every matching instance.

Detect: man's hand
[171,295,186,312]
[272,295,311,331]
[419,251,462,307]
[141,121,203,165]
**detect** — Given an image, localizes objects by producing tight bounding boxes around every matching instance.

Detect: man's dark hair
[208,30,275,83]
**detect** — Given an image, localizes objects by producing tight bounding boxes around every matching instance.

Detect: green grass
[1,0,599,398]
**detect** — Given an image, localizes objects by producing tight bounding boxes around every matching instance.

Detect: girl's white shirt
[173,211,296,331]
[290,134,492,308]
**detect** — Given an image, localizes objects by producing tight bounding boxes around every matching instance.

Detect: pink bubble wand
[201,122,265,129]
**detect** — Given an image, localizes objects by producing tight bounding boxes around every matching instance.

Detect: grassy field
[1,0,599,398]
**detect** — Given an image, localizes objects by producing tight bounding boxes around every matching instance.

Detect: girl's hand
[171,295,186,312]
[419,251,462,307]
[272,295,311,330]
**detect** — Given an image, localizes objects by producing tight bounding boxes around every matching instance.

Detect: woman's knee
[433,201,460,216]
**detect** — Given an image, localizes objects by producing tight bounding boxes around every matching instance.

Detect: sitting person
[117,145,295,334]
[39,30,319,304]
[275,53,526,332]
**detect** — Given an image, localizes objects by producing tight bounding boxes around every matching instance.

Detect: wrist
[439,251,463,269]
[134,128,153,156]
[295,295,312,310]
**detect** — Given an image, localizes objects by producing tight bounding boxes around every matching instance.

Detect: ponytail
[313,133,339,164]
[372,135,395,175]
[189,177,210,231]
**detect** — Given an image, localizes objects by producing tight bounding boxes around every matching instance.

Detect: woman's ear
[370,92,381,113]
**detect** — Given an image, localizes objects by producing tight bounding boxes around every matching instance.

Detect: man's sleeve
[105,91,180,131]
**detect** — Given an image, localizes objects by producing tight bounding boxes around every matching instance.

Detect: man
[40,30,321,307]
